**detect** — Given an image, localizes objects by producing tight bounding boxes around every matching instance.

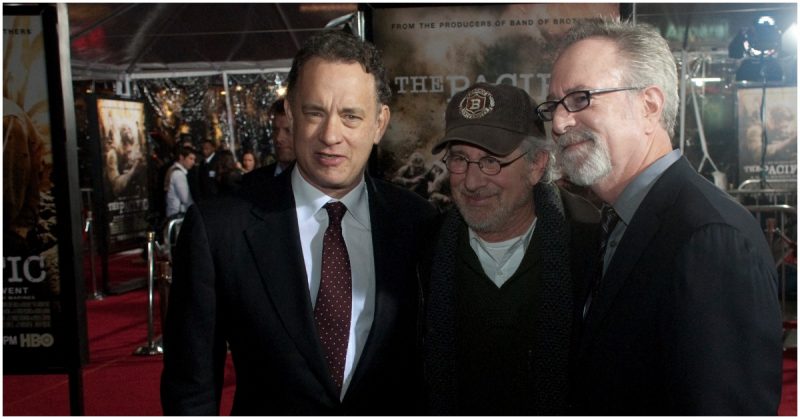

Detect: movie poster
[3,13,66,371]
[94,98,150,252]
[737,87,797,183]
[372,4,619,211]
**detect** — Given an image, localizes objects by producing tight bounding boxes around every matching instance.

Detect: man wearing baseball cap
[422,83,598,414]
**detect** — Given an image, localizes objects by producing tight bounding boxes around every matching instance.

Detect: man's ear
[527,150,548,185]
[641,86,665,135]
[373,104,391,145]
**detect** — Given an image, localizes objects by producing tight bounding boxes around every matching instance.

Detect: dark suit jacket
[573,157,783,415]
[241,162,282,187]
[161,170,437,415]
[196,153,219,202]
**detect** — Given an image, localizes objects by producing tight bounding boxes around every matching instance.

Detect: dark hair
[287,29,391,105]
[214,150,237,175]
[177,145,196,159]
[241,150,260,168]
[270,98,286,117]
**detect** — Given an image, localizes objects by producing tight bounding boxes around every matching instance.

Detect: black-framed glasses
[535,87,642,121]
[442,152,526,176]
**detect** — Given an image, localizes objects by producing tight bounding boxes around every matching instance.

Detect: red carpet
[82,248,150,296]
[3,288,798,415]
[779,350,797,416]
[3,289,236,415]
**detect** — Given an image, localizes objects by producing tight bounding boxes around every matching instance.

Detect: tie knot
[324,201,348,226]
[600,204,620,235]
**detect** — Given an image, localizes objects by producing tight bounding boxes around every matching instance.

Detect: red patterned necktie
[314,201,352,392]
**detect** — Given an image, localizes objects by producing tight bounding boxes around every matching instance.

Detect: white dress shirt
[165,162,193,217]
[291,167,375,399]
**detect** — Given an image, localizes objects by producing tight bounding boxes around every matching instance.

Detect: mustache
[556,129,598,148]
[456,186,497,200]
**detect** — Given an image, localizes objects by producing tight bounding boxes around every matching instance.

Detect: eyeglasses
[535,87,642,121]
[442,152,526,176]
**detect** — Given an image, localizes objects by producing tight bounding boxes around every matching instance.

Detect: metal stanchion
[82,188,104,300]
[157,260,171,331]
[84,209,103,300]
[134,231,163,355]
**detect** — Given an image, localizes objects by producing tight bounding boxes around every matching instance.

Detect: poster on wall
[89,98,150,254]
[371,4,619,211]
[737,86,797,184]
[4,5,87,375]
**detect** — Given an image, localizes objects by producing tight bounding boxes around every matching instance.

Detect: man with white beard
[539,18,782,415]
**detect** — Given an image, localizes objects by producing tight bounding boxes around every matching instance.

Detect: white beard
[555,129,612,186]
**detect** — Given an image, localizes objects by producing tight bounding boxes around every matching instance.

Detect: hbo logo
[20,333,54,348]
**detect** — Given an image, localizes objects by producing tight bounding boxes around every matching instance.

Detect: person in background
[196,139,219,201]
[541,18,782,415]
[174,136,201,201]
[240,150,259,174]
[214,149,242,196]
[422,83,598,415]
[161,29,436,415]
[164,146,197,218]
[242,98,295,186]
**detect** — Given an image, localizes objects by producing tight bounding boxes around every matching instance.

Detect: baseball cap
[432,82,545,156]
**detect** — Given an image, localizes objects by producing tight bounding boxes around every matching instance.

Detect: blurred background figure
[240,150,260,174]
[164,146,197,218]
[196,139,219,202]
[214,149,243,195]
[242,98,295,185]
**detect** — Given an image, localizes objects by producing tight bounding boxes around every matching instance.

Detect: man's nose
[462,161,487,191]
[550,103,575,137]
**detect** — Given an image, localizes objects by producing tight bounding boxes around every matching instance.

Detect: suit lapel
[582,158,688,336]
[345,177,404,397]
[242,174,333,392]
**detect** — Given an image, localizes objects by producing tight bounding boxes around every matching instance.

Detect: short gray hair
[558,19,678,138]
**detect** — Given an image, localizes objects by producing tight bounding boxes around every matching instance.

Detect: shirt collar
[468,217,537,254]
[612,149,681,225]
[291,166,370,230]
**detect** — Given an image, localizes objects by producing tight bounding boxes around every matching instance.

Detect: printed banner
[94,98,150,252]
[737,87,797,183]
[3,13,66,371]
[372,4,619,211]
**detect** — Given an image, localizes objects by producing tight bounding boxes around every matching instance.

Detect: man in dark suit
[242,98,295,186]
[539,19,783,415]
[160,29,436,415]
[195,139,219,202]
